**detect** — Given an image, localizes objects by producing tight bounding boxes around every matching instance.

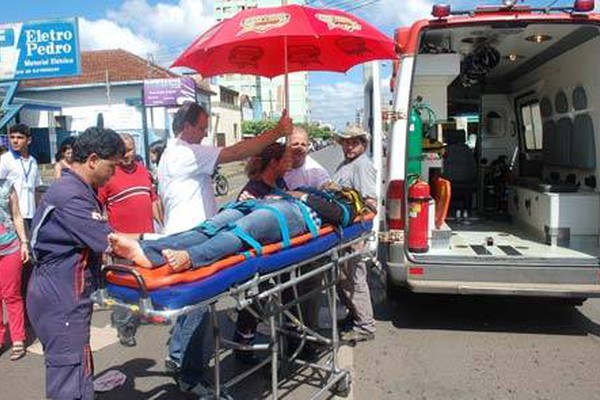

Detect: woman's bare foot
[108,233,153,268]
[162,249,192,272]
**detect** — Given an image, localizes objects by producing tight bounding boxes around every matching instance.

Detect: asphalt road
[312,146,600,400]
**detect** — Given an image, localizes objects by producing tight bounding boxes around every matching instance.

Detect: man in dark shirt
[27,128,125,400]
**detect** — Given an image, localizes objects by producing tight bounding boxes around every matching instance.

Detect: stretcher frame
[93,231,373,399]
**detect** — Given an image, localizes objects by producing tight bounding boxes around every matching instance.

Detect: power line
[344,0,380,12]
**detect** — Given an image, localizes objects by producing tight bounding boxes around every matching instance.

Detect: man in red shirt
[98,133,163,346]
[98,133,162,233]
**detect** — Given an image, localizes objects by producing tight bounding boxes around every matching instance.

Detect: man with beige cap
[332,123,377,342]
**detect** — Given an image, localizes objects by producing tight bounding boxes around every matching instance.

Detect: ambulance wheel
[214,174,229,196]
[330,374,351,397]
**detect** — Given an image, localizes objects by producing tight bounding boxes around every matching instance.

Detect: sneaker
[340,330,375,343]
[164,357,181,376]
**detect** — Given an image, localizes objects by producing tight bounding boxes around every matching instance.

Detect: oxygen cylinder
[407,107,423,177]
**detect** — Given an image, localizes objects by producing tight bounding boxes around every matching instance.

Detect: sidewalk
[1,301,351,399]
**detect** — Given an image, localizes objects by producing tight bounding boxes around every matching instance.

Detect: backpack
[297,186,369,227]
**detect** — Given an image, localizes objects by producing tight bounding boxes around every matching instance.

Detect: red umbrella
[171,4,396,108]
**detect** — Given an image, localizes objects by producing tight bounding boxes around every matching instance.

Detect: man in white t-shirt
[284,126,330,190]
[159,101,292,395]
[0,123,42,230]
[159,103,292,234]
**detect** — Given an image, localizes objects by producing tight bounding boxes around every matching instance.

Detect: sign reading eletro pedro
[0,18,80,81]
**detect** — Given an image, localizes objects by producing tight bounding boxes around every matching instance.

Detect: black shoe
[116,325,137,347]
[118,335,137,347]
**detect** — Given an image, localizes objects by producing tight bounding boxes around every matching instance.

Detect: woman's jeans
[141,200,307,268]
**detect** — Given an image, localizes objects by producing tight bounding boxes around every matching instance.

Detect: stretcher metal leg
[270,314,279,400]
[211,302,221,399]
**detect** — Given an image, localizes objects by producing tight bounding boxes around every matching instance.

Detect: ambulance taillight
[386,179,405,229]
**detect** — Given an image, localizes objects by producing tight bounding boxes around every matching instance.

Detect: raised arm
[217,110,293,165]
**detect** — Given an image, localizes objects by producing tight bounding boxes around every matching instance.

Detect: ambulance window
[521,102,543,150]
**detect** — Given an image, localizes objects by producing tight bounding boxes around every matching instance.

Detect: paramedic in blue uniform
[27,127,125,400]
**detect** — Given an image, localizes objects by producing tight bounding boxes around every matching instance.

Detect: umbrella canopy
[171,4,396,78]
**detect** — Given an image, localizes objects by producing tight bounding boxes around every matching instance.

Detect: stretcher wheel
[330,373,351,397]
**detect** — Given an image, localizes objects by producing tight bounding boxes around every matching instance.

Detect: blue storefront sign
[0,18,80,81]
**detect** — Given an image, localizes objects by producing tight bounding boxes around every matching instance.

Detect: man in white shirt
[159,103,292,234]
[159,101,292,394]
[0,124,42,231]
[284,126,330,190]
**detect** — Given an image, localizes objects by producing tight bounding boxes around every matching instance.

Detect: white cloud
[107,0,215,53]
[310,81,364,129]
[372,0,434,26]
[79,18,160,56]
[78,0,215,65]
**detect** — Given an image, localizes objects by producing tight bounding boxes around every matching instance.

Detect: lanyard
[19,158,32,183]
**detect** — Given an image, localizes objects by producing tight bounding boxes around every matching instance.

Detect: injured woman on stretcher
[109,187,367,273]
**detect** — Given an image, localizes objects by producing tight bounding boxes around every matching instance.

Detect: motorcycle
[212,166,229,196]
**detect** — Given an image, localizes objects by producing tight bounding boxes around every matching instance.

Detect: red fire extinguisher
[408,179,430,253]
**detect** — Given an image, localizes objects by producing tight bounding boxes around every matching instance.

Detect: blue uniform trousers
[27,259,95,400]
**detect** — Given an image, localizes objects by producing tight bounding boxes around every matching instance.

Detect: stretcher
[93,214,374,399]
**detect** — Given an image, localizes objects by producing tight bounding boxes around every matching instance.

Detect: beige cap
[334,124,371,141]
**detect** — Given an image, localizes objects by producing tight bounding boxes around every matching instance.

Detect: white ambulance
[381,0,600,304]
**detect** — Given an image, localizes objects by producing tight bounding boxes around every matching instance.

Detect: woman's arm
[9,187,30,263]
[54,162,62,180]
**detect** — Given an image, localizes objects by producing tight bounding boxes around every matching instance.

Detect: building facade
[16,50,213,164]
[213,0,310,123]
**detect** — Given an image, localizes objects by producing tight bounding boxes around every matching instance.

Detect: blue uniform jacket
[31,168,112,293]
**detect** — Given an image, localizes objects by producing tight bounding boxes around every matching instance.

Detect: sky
[0,0,585,129]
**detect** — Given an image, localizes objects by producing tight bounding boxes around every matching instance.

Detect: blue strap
[219,199,257,213]
[229,224,263,256]
[271,188,320,236]
[254,205,291,248]
[338,200,350,226]
[295,201,320,238]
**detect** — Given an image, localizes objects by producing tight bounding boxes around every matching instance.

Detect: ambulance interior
[410,22,600,266]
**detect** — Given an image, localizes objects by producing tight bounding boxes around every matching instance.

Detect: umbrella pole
[284,35,289,113]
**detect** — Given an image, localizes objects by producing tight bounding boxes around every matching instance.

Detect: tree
[242,120,277,137]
